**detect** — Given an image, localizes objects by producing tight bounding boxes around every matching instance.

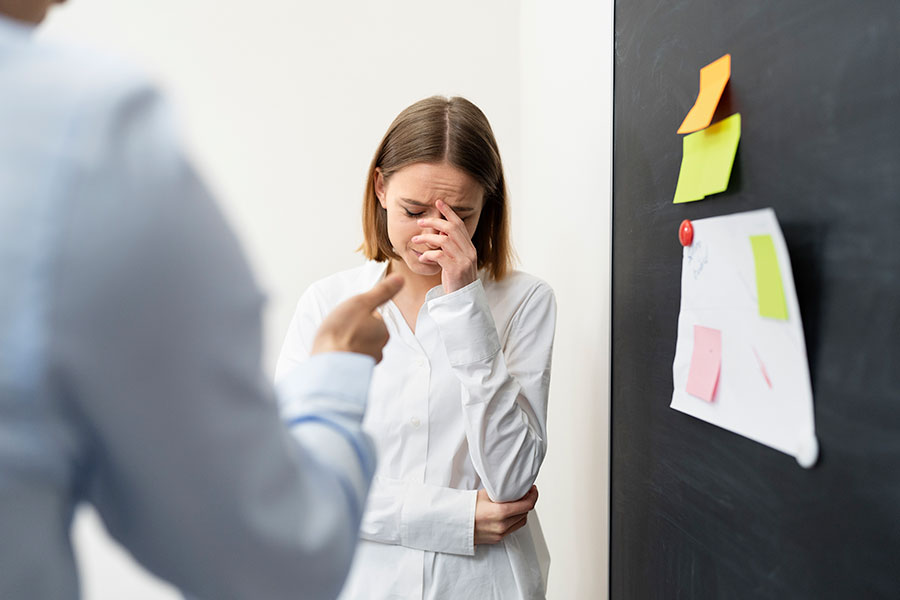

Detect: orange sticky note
[686,325,722,402]
[677,54,731,134]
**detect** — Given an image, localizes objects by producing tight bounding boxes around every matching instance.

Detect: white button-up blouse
[275,260,557,599]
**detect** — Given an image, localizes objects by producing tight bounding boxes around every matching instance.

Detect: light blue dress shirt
[0,14,375,600]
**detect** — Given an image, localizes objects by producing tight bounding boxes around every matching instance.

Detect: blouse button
[410,417,422,428]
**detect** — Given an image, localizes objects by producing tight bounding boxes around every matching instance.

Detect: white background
[40,1,612,598]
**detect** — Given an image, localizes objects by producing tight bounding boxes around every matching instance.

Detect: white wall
[521,2,613,598]
[39,1,612,598]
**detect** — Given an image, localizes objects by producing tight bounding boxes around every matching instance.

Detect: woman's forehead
[388,162,484,205]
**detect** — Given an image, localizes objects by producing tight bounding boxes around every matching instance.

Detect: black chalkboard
[610,1,900,598]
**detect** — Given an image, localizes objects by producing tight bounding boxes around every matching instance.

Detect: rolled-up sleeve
[426,279,556,503]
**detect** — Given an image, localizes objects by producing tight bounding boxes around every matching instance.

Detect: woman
[275,96,556,599]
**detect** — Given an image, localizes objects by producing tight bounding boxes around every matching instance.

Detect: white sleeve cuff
[426,279,501,366]
[400,483,477,556]
[277,352,375,419]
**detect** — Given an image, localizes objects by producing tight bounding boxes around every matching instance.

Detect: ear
[374,168,387,209]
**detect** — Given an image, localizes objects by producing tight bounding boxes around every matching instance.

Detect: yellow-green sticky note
[673,113,741,203]
[750,234,788,320]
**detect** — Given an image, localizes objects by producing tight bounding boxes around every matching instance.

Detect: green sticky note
[750,234,789,320]
[673,113,741,203]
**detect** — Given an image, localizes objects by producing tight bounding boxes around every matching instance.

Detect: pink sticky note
[686,325,722,402]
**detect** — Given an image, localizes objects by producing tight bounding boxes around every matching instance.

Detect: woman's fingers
[412,232,455,251]
[435,199,466,226]
[474,486,539,545]
[417,249,444,264]
[502,513,529,537]
[416,217,471,256]
[416,216,453,235]
[417,206,469,246]
[490,486,538,530]
[485,514,527,544]
[413,202,477,293]
[416,203,474,256]
[499,511,528,532]
[499,485,538,518]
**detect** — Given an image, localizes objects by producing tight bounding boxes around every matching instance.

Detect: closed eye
[404,208,424,217]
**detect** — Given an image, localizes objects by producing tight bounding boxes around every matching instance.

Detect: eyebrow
[400,198,476,213]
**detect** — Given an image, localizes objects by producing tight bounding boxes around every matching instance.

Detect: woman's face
[375,161,485,279]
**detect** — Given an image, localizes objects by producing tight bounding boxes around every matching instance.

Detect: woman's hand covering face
[412,199,479,294]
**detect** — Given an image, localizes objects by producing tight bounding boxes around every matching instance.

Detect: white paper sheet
[671,208,819,468]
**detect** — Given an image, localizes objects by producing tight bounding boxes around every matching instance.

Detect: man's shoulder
[7,37,165,143]
[28,37,155,102]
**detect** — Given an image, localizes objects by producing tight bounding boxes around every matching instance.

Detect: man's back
[0,17,132,595]
[0,14,381,599]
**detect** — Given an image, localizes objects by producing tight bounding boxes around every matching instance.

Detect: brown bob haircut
[360,96,514,281]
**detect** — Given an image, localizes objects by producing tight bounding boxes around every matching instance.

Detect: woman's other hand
[413,200,478,294]
[474,485,538,545]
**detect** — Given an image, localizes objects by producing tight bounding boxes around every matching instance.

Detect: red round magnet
[679,219,694,246]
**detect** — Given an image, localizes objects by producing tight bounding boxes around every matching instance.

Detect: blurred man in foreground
[0,1,401,597]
